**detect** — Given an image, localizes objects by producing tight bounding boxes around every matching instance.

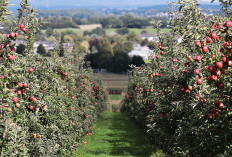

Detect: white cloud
[200,0,219,3]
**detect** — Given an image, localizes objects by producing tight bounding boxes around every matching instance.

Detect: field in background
[41,24,102,35]
[94,73,128,112]
[94,73,128,90]
[42,25,171,36]
[78,24,102,30]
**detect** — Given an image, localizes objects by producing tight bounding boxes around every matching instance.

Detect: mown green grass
[109,94,122,101]
[144,59,151,64]
[73,112,164,157]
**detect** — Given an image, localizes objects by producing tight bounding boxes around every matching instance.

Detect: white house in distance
[139,33,158,41]
[128,42,153,60]
[128,33,182,60]
[13,40,74,54]
[128,34,158,60]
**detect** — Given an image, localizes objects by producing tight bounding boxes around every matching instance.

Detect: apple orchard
[122,1,232,156]
[1,0,232,156]
[0,1,106,156]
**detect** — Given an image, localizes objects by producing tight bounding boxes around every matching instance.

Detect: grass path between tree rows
[72,112,165,157]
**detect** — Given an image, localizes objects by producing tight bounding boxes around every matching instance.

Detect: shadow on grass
[74,112,163,157]
[106,113,154,156]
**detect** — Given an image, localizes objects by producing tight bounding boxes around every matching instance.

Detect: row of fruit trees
[122,0,232,156]
[0,0,107,156]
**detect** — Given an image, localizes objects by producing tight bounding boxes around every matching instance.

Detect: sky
[10,0,219,8]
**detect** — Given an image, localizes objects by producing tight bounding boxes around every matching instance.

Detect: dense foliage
[85,35,145,73]
[122,0,232,156]
[0,1,107,156]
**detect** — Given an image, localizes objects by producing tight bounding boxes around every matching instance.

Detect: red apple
[32,133,37,139]
[29,105,34,110]
[215,112,220,117]
[219,103,224,108]
[20,24,24,29]
[211,75,218,81]
[42,105,48,109]
[211,33,217,39]
[17,90,22,95]
[180,85,185,92]
[23,83,28,88]
[222,57,227,63]
[21,89,26,93]
[195,55,201,61]
[15,103,20,108]
[202,98,207,103]
[197,78,202,85]
[172,59,178,62]
[214,100,220,105]
[194,69,200,74]
[8,55,14,60]
[8,107,13,113]
[202,46,208,53]
[208,113,214,119]
[188,86,193,91]
[208,65,215,73]
[13,97,18,103]
[28,67,34,73]
[9,88,14,93]
[206,37,212,43]
[195,41,201,47]
[185,89,190,94]
[216,62,223,69]
[211,54,216,59]
[224,21,232,27]
[18,82,23,88]
[10,32,15,38]
[218,83,224,89]
[228,60,232,66]
[223,42,229,48]
[215,69,221,76]
[32,97,37,102]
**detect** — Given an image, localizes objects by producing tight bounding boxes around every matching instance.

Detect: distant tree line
[41,16,79,29]
[85,35,144,73]
[41,14,169,29]
[38,7,170,19]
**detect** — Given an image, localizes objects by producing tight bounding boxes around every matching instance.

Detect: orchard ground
[73,112,165,157]
[73,72,165,156]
